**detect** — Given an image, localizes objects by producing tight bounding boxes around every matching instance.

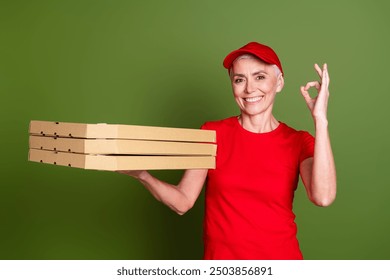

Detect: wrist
[137,170,150,182]
[314,116,328,127]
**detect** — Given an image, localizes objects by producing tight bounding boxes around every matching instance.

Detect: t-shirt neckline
[234,116,284,136]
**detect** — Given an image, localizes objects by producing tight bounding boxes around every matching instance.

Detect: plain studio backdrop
[0,0,389,259]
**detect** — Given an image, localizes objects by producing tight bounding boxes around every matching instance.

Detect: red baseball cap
[223,42,284,76]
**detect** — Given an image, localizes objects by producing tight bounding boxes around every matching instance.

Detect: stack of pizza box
[28,120,216,171]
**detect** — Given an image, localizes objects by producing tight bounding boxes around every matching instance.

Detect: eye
[234,78,244,84]
[256,75,265,80]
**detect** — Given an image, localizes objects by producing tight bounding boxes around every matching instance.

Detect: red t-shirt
[201,116,314,260]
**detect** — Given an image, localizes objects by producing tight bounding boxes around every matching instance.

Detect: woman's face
[230,57,283,117]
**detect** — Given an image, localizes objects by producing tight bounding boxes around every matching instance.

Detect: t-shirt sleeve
[200,121,218,146]
[200,121,214,131]
[299,131,315,163]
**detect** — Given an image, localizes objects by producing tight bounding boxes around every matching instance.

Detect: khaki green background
[1,0,389,259]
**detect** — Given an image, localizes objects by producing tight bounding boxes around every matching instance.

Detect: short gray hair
[229,54,281,79]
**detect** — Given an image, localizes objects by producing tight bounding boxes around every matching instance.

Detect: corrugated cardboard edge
[29,149,86,169]
[29,135,217,156]
[29,120,216,143]
[28,149,216,170]
[29,121,89,138]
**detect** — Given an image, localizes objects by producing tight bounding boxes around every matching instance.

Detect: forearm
[120,169,207,215]
[311,118,337,206]
[136,171,192,215]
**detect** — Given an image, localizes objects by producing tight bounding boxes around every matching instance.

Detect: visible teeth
[245,96,263,102]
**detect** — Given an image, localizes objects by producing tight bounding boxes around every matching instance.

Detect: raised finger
[304,81,321,92]
[315,63,323,79]
[300,86,312,102]
[322,63,330,86]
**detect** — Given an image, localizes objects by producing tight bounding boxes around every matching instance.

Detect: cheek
[231,84,243,96]
[231,80,277,95]
[259,81,276,93]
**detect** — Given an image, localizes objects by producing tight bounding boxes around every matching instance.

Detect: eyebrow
[231,70,268,78]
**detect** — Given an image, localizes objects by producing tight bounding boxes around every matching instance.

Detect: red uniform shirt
[201,116,314,260]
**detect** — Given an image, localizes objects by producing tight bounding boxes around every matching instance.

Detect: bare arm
[299,63,337,207]
[117,169,208,215]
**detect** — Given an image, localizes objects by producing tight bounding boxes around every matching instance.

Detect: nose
[245,79,256,94]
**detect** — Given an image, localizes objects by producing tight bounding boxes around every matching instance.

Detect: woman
[119,42,336,260]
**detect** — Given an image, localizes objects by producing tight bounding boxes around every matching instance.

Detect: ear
[276,74,284,93]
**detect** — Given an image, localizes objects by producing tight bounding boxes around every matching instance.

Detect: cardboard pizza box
[29,135,217,156]
[29,120,216,143]
[29,149,215,171]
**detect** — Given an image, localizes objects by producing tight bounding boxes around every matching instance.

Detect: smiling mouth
[244,96,263,103]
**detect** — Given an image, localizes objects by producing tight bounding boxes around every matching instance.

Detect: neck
[238,113,279,133]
